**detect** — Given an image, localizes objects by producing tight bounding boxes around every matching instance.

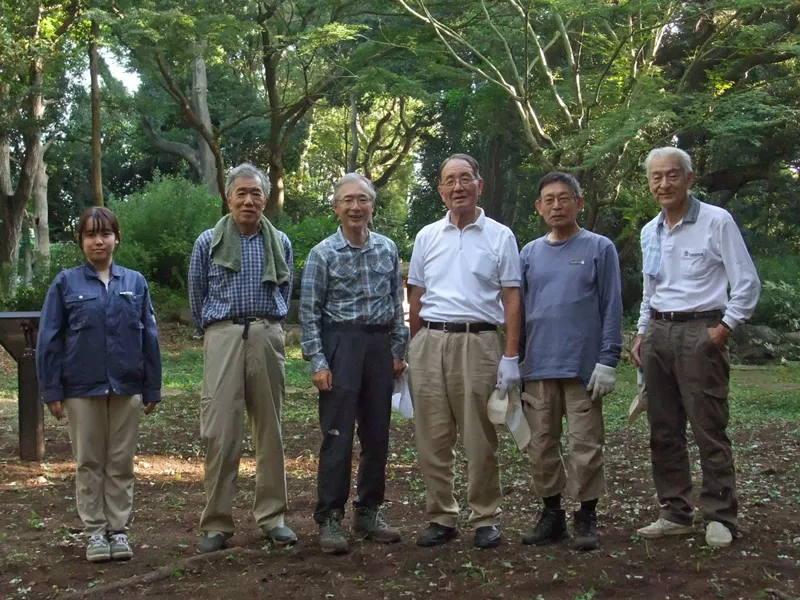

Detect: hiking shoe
[319,512,349,555]
[108,532,133,560]
[705,521,733,548]
[354,506,402,543]
[86,534,111,562]
[522,508,568,546]
[261,524,297,547]
[572,509,599,551]
[416,522,458,547]
[197,531,232,553]
[474,525,502,549]
[637,518,694,539]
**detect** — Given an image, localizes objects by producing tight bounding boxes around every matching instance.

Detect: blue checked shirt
[300,227,408,373]
[188,227,293,328]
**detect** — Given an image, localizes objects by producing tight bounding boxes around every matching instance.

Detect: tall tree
[89,19,103,206]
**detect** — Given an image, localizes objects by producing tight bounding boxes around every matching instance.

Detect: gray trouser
[641,318,736,532]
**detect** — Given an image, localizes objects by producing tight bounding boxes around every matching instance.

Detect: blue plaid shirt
[188,227,293,328]
[300,227,408,372]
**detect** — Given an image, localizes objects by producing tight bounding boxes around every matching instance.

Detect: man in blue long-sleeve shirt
[519,172,622,552]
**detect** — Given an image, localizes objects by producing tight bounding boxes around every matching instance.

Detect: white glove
[587,363,616,401]
[496,355,521,395]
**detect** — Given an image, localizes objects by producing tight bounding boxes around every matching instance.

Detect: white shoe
[637,518,694,539]
[705,521,732,548]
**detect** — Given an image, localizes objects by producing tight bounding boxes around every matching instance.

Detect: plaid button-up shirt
[188,227,293,329]
[300,227,408,372]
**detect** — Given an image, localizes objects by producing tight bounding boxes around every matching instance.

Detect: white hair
[226,162,271,198]
[644,147,693,176]
[332,172,376,204]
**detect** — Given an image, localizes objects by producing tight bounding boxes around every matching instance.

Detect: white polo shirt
[408,208,521,325]
[637,196,761,333]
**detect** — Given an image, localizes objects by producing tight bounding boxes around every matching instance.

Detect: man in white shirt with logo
[631,147,760,548]
[407,153,522,550]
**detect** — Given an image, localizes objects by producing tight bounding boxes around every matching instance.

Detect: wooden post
[18,343,44,461]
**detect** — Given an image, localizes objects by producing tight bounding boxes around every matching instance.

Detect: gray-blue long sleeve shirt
[520,229,623,386]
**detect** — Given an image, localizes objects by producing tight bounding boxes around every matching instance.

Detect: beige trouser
[523,379,605,502]
[409,327,502,529]
[65,394,141,537]
[199,319,288,533]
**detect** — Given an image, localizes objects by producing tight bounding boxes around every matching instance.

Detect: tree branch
[140,118,201,172]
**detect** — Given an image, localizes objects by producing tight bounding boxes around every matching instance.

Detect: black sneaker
[416,522,457,547]
[572,508,599,551]
[354,507,402,543]
[319,511,349,555]
[522,508,568,546]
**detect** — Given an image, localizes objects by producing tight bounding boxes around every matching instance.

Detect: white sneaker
[637,518,694,539]
[705,521,732,548]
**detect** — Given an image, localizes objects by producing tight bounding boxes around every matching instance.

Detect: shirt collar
[83,261,122,279]
[655,194,700,229]
[334,226,373,251]
[443,207,485,230]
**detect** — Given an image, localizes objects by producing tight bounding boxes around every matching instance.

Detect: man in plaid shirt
[300,172,408,555]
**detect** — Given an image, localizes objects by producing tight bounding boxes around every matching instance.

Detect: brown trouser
[65,395,141,537]
[408,327,502,529]
[523,379,605,502]
[199,319,288,534]
[641,318,737,532]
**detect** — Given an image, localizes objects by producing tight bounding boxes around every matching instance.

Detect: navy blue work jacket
[36,262,162,404]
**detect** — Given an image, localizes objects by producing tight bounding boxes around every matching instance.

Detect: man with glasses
[300,173,408,555]
[407,153,522,549]
[518,172,622,551]
[632,147,760,548]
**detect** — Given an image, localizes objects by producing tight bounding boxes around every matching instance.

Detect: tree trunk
[481,136,505,222]
[89,20,103,206]
[33,149,50,269]
[267,154,285,220]
[191,51,219,199]
[21,212,33,287]
[348,94,359,173]
[298,108,314,186]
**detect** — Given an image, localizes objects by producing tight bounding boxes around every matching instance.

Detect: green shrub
[110,175,220,290]
[149,282,189,323]
[751,254,800,331]
[275,215,339,271]
[0,243,84,311]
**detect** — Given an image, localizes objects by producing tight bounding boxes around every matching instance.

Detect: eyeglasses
[440,176,477,189]
[337,196,373,207]
[540,195,576,206]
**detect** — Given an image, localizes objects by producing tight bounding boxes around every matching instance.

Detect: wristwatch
[719,321,732,332]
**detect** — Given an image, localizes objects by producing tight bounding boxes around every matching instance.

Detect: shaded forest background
[1,0,799,329]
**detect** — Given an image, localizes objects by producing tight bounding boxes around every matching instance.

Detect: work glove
[496,355,521,395]
[587,363,616,402]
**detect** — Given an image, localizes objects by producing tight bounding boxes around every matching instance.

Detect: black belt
[422,320,497,333]
[232,316,280,339]
[650,309,723,322]
[326,322,392,333]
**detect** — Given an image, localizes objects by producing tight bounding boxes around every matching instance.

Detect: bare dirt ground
[0,328,798,600]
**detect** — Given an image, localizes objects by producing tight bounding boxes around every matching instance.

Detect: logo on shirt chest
[683,250,704,258]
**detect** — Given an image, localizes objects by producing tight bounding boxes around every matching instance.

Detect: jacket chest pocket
[64,293,100,330]
[369,258,394,297]
[119,292,144,326]
[680,248,712,279]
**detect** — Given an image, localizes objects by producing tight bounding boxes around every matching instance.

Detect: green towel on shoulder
[210,214,290,285]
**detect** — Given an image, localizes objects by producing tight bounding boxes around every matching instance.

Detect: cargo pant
[640,318,737,532]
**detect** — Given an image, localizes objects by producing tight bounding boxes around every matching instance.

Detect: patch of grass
[0,370,16,395]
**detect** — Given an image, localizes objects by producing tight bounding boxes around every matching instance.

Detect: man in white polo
[408,153,522,550]
[632,147,760,548]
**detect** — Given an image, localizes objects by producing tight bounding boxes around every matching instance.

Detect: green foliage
[0,244,84,311]
[276,215,339,271]
[110,175,220,289]
[751,255,800,331]
[149,282,189,323]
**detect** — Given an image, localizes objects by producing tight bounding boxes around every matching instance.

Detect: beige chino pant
[65,394,141,537]
[199,319,288,534]
[409,327,502,529]
[523,380,605,502]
